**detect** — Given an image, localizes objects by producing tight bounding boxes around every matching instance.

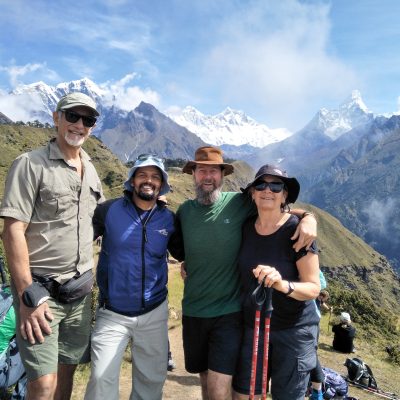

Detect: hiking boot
[167,357,176,371]
[310,389,323,400]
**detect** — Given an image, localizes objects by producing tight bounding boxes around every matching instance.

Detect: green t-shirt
[177,192,253,317]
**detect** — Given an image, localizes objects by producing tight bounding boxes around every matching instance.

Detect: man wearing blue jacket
[84,154,183,400]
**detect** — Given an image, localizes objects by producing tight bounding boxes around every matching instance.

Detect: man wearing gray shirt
[0,92,104,400]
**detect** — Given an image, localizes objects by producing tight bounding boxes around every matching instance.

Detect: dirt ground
[71,322,399,400]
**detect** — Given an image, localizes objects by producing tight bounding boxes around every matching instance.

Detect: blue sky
[1,0,400,131]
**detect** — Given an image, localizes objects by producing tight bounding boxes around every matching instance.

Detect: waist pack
[33,269,94,304]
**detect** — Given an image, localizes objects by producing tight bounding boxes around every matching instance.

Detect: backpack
[344,357,378,389]
[0,256,27,399]
[322,367,349,399]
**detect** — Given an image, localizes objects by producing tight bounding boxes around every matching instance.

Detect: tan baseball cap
[56,92,99,116]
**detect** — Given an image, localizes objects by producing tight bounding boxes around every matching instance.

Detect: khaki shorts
[13,292,92,381]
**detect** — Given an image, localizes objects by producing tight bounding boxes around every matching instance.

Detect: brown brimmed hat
[241,164,300,204]
[182,146,234,176]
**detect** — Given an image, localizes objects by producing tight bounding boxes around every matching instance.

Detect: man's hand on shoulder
[19,301,54,344]
[158,195,169,205]
[291,213,317,252]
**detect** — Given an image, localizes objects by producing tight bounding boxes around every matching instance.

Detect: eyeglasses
[136,154,164,163]
[253,181,285,193]
[64,110,97,128]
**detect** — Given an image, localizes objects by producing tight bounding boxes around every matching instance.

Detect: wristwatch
[301,211,316,219]
[286,281,295,296]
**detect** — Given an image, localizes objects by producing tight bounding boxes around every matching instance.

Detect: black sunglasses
[253,181,285,193]
[64,110,97,128]
[136,153,164,163]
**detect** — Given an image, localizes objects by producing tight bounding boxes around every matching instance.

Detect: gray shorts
[13,293,92,381]
[233,324,318,400]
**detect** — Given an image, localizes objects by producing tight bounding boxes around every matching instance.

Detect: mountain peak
[55,78,105,98]
[169,107,291,148]
[0,111,13,124]
[12,81,52,95]
[341,89,369,113]
[136,101,158,114]
[306,90,372,140]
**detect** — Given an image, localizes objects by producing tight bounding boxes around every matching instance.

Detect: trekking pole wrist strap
[22,282,50,308]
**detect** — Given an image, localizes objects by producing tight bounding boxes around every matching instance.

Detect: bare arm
[290,209,317,252]
[320,302,332,312]
[2,217,53,344]
[253,253,320,301]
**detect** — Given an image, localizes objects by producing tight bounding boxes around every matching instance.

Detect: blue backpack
[322,367,349,399]
[0,256,27,399]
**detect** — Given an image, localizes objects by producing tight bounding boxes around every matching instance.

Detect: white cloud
[198,0,358,130]
[164,105,184,117]
[0,92,43,122]
[99,74,161,111]
[0,62,59,88]
[59,57,97,82]
[363,198,396,237]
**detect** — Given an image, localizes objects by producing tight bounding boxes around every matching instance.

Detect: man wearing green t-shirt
[177,146,317,400]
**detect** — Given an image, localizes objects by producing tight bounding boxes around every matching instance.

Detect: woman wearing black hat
[232,165,321,400]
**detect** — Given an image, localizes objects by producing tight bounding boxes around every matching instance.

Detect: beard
[64,132,85,147]
[195,178,223,205]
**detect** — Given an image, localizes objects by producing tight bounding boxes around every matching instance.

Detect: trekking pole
[327,308,332,335]
[344,378,399,400]
[249,278,267,400]
[261,287,273,400]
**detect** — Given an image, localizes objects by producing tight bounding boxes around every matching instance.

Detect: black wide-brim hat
[241,164,300,204]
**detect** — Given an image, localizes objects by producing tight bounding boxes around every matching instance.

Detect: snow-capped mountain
[0,78,382,164]
[304,90,372,141]
[8,78,106,125]
[169,106,292,148]
[244,90,374,170]
[2,77,293,153]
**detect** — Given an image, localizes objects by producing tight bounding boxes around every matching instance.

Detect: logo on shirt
[156,229,169,236]
[223,219,230,224]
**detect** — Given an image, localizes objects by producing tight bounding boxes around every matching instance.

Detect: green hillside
[0,124,128,200]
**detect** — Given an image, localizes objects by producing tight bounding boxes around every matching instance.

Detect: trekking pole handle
[251,277,267,310]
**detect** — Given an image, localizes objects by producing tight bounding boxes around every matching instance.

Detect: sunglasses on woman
[64,110,97,127]
[253,181,285,193]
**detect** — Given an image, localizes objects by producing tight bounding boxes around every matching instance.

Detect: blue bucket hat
[124,154,170,196]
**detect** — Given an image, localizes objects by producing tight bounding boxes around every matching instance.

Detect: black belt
[102,298,165,317]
